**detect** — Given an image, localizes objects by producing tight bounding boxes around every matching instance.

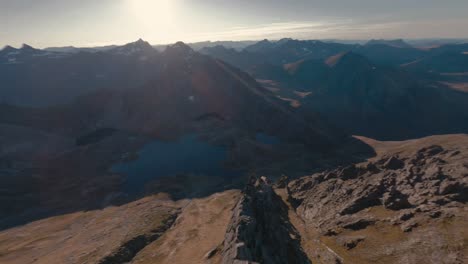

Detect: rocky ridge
[286,135,468,263]
[221,176,310,264]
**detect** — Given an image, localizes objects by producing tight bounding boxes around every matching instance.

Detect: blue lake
[111,134,235,194]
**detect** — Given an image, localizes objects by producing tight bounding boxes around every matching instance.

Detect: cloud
[185,19,404,41]
[183,16,468,42]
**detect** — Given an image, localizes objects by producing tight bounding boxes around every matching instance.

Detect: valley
[0,38,467,263]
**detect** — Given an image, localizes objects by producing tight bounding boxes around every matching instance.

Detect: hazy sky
[1,0,468,48]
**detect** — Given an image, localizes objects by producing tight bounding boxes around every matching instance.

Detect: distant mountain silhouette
[247,51,468,139]
[366,39,413,48]
[353,43,426,65]
[0,40,160,106]
[109,38,155,55]
[202,38,429,67]
[202,39,354,69]
[403,51,468,73]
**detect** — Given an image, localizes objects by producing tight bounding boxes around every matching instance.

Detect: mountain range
[0,38,467,264]
[201,38,468,139]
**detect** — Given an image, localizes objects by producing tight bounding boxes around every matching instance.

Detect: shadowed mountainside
[0,41,374,231]
[246,52,468,140]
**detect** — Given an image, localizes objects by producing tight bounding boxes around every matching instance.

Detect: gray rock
[381,189,412,210]
[222,176,311,264]
[286,139,467,263]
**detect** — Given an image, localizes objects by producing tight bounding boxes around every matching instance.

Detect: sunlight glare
[127,0,174,27]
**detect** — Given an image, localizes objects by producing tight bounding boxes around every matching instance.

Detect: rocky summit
[221,176,310,264]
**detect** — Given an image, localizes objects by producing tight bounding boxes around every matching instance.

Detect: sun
[125,0,180,42]
[127,0,174,27]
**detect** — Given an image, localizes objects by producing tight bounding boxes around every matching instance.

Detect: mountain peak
[244,39,274,53]
[111,39,155,55]
[1,45,17,52]
[128,38,152,48]
[133,38,151,47]
[20,44,36,51]
[276,38,294,45]
[173,41,191,49]
[277,38,293,42]
[164,41,194,56]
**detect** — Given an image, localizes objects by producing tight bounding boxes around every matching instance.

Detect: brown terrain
[132,190,241,264]
[0,134,466,264]
[0,191,241,264]
[0,195,183,264]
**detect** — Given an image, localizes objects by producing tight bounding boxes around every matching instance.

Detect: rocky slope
[131,190,241,264]
[286,134,468,263]
[0,195,183,264]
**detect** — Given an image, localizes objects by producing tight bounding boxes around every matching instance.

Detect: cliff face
[222,176,311,264]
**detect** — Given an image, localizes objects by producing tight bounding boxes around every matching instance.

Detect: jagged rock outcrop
[286,136,468,264]
[289,144,467,232]
[222,176,311,264]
